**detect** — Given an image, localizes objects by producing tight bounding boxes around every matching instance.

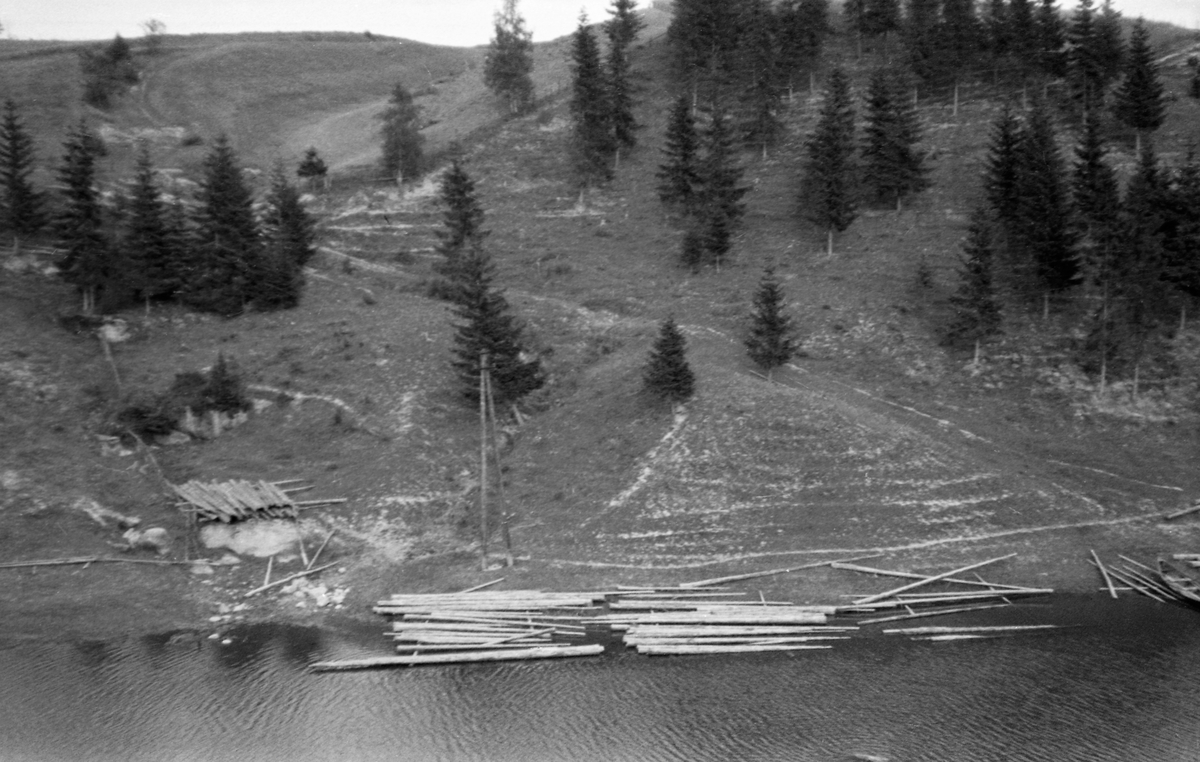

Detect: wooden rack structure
[172,479,345,523]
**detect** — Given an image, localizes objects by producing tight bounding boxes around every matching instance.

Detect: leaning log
[851,554,1018,606]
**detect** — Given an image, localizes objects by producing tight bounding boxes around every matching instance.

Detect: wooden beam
[851,554,1017,606]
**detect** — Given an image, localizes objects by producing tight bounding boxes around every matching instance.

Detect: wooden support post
[484,363,514,567]
[479,351,489,571]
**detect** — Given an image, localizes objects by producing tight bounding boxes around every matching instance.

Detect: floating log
[851,554,1018,606]
[625,635,850,646]
[856,603,1009,625]
[310,644,605,671]
[636,644,833,655]
[679,553,884,588]
[883,624,1066,635]
[624,625,857,637]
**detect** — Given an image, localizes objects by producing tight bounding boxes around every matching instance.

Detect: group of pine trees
[80,34,141,109]
[0,100,316,316]
[567,1,646,191]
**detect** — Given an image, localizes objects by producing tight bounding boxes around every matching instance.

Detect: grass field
[2,15,1199,639]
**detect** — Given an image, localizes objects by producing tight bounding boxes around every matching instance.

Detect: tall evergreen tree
[484,0,535,115]
[1112,18,1165,152]
[1092,0,1125,88]
[981,0,1011,71]
[983,104,1025,231]
[945,205,1003,347]
[434,160,488,298]
[1067,0,1105,114]
[656,94,702,211]
[737,0,784,157]
[56,120,116,314]
[259,163,315,309]
[745,266,798,377]
[1070,107,1120,269]
[451,243,544,406]
[122,142,178,301]
[181,134,263,316]
[939,0,983,81]
[777,0,828,86]
[1034,0,1068,79]
[801,68,857,256]
[643,316,695,403]
[694,106,748,266]
[605,0,644,151]
[1006,0,1040,80]
[379,83,423,184]
[666,0,742,90]
[902,0,941,81]
[1161,150,1200,298]
[1012,101,1078,292]
[569,14,616,189]
[864,0,902,41]
[0,99,47,248]
[861,68,929,210]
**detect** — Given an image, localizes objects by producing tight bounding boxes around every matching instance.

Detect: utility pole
[484,364,515,566]
[479,351,489,571]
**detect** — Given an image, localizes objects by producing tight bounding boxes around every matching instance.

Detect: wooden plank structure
[171,479,345,523]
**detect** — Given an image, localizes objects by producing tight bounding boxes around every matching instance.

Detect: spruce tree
[1162,150,1200,298]
[737,0,784,158]
[982,0,1011,72]
[0,99,47,247]
[1012,101,1078,292]
[656,93,702,211]
[1112,18,1165,152]
[644,316,695,403]
[569,14,615,189]
[451,243,544,406]
[56,120,117,314]
[1067,0,1105,114]
[379,83,423,184]
[946,206,1003,348]
[257,164,313,310]
[1070,107,1120,262]
[484,0,535,116]
[801,68,857,256]
[745,266,798,377]
[181,134,263,316]
[1034,0,1068,79]
[122,142,178,301]
[605,0,644,151]
[296,147,328,191]
[433,160,488,298]
[1006,0,1040,81]
[777,0,828,84]
[861,68,928,211]
[1092,0,1125,87]
[695,106,748,267]
[667,0,741,90]
[939,0,983,82]
[983,104,1025,232]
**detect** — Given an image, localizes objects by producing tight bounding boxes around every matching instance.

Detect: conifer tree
[379,83,423,184]
[0,99,47,248]
[656,94,702,211]
[1067,0,1105,114]
[1112,18,1165,152]
[605,0,644,151]
[644,316,695,403]
[451,243,544,406]
[946,205,1003,348]
[737,0,784,157]
[1070,108,1120,260]
[258,164,313,310]
[181,134,262,316]
[745,266,798,377]
[1161,150,1200,298]
[902,0,941,81]
[667,0,741,89]
[1006,0,1040,81]
[1012,101,1078,292]
[679,226,705,271]
[1093,0,1125,89]
[939,0,983,81]
[864,0,902,41]
[80,34,139,109]
[122,142,178,301]
[434,160,488,298]
[569,14,616,189]
[982,0,1011,72]
[56,120,117,314]
[695,106,748,266]
[1034,0,1068,79]
[983,104,1025,232]
[861,68,928,210]
[777,0,828,85]
[485,0,534,116]
[801,68,857,256]
[296,147,328,191]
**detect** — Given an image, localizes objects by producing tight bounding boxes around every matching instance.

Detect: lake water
[2,594,1199,762]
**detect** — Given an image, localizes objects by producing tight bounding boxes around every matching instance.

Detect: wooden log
[831,562,1041,592]
[243,562,337,598]
[883,624,1065,635]
[852,554,1018,606]
[392,614,587,631]
[1090,550,1119,599]
[680,553,884,588]
[625,626,857,636]
[295,498,349,507]
[459,578,506,593]
[856,603,1009,625]
[0,556,195,569]
[1115,565,1178,600]
[307,529,335,570]
[625,635,850,646]
[1164,502,1200,521]
[310,644,605,671]
[1101,565,1166,602]
[635,644,832,655]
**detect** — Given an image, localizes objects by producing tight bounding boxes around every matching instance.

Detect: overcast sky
[1,0,1197,46]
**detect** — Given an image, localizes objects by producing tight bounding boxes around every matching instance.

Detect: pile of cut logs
[172,479,345,523]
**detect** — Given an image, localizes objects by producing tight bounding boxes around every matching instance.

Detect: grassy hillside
[2,14,1200,638]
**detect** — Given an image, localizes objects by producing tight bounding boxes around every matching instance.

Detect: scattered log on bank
[882,624,1067,635]
[850,554,1018,606]
[856,603,1010,625]
[636,644,833,656]
[678,554,884,588]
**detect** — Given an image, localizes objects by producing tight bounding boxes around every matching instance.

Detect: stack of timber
[172,479,344,523]
[831,555,1053,626]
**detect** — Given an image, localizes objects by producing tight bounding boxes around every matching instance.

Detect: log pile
[171,479,344,523]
